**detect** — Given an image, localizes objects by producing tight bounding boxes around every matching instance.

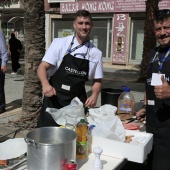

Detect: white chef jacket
[42,35,103,80]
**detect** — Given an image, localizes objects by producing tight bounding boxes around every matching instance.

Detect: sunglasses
[154,9,170,19]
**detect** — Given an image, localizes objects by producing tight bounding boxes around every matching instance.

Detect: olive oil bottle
[76,119,88,159]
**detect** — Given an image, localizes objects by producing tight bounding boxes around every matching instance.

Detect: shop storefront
[0,1,24,43]
[45,0,170,65]
[0,1,24,58]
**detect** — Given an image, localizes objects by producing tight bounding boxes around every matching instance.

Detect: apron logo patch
[65,67,87,77]
[61,84,70,91]
[148,100,155,105]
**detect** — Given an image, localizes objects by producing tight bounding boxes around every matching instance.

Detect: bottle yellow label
[76,141,88,158]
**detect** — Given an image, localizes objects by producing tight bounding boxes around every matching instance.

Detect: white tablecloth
[0,153,126,170]
[77,153,126,170]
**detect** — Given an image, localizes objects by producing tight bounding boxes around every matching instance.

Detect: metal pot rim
[25,127,77,146]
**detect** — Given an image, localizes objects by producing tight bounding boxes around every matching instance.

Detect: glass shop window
[129,19,145,64]
[52,18,112,59]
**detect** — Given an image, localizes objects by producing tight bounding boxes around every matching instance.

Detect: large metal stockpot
[25,127,77,170]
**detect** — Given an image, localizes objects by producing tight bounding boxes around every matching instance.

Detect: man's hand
[42,84,56,97]
[136,108,146,122]
[154,75,170,99]
[84,95,97,108]
[1,66,7,74]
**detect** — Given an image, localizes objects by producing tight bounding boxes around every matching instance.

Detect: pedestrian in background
[0,31,8,114]
[136,9,170,170]
[8,33,22,75]
[37,10,103,127]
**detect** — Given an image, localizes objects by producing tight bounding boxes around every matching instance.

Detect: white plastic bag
[91,115,126,141]
[88,104,117,124]
[46,97,85,126]
[88,104,125,141]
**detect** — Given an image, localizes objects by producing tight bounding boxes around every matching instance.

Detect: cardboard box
[88,130,153,163]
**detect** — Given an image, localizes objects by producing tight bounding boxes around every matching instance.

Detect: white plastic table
[77,153,127,170]
[2,154,127,170]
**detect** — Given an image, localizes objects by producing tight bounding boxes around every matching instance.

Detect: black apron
[145,47,170,170]
[38,39,89,127]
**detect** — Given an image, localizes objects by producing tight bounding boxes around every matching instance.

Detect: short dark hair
[11,33,15,38]
[74,10,92,21]
[154,9,170,21]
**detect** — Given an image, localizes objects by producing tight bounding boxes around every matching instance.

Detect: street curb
[0,108,22,124]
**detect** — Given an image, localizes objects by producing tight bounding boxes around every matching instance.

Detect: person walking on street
[0,31,8,114]
[136,9,170,170]
[37,10,103,127]
[8,33,22,75]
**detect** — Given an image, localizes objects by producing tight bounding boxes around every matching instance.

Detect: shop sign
[60,0,114,14]
[112,13,129,65]
[159,0,170,9]
[48,0,76,3]
[114,0,146,12]
[60,0,170,14]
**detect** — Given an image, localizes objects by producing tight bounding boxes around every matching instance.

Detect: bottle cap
[80,119,86,123]
[124,87,130,92]
[80,119,88,124]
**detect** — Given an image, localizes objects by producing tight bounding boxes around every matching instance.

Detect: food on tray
[125,135,134,143]
[122,122,140,130]
[0,160,8,166]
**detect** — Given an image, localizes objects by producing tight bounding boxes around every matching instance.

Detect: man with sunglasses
[37,10,103,127]
[136,9,170,170]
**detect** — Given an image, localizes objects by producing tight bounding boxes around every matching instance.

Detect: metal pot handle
[25,138,41,148]
[25,138,35,145]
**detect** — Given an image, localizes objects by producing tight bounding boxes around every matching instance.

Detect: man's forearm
[143,91,147,105]
[37,62,50,87]
[91,79,102,97]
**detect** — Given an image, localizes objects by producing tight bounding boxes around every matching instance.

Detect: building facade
[45,0,170,65]
[1,0,170,65]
